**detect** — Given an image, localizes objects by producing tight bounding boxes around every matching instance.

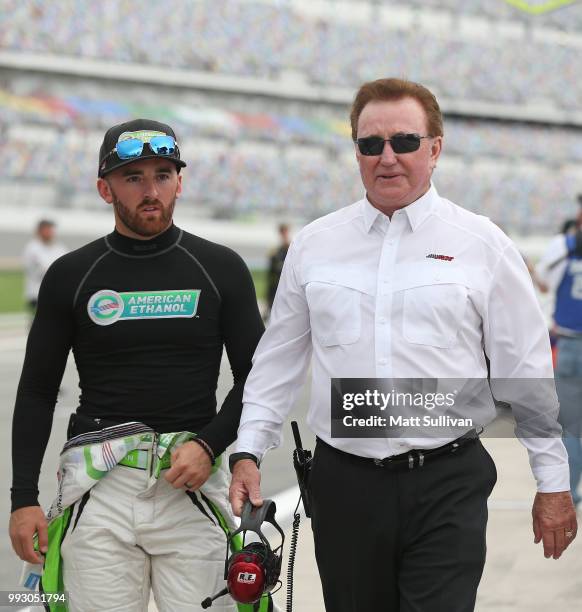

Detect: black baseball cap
[98,118,187,178]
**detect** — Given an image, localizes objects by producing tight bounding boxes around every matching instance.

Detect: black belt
[66,413,203,440]
[316,429,480,470]
[67,413,124,439]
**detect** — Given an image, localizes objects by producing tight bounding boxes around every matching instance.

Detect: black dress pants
[309,438,497,612]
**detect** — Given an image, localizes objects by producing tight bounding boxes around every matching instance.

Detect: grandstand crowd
[2,0,582,109]
[1,0,581,232]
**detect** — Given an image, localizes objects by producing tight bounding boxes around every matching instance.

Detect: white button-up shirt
[237,185,569,492]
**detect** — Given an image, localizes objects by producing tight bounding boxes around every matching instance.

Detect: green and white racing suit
[21,422,274,612]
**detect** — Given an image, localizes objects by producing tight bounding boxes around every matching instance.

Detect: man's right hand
[9,506,48,564]
[229,459,263,517]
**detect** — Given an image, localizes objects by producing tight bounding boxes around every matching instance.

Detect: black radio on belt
[291,421,312,518]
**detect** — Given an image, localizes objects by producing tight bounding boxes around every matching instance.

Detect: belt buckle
[408,451,425,469]
[374,458,384,467]
[408,453,415,470]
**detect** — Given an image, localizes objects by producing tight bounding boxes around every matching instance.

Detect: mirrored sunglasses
[106,135,178,161]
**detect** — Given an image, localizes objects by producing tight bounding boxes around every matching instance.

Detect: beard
[111,192,176,238]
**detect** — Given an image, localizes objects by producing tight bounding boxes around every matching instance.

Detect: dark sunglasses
[104,135,178,161]
[355,133,430,156]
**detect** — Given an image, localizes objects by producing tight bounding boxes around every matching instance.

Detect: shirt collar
[106,223,181,256]
[362,183,439,234]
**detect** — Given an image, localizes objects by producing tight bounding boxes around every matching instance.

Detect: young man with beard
[9,119,267,611]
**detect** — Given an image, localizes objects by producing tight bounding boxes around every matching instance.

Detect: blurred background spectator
[536,195,582,506]
[265,222,291,321]
[22,219,67,317]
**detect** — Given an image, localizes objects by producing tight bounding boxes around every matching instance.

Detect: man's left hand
[532,491,578,559]
[165,441,212,491]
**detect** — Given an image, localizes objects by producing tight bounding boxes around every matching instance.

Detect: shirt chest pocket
[395,266,469,349]
[304,266,374,347]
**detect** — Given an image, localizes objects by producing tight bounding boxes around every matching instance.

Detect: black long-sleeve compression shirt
[11,224,264,511]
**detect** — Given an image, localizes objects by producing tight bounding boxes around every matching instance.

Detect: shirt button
[379,358,387,365]
[379,317,387,324]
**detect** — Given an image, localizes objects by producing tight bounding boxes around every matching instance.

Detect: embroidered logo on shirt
[87,289,201,326]
[426,253,455,262]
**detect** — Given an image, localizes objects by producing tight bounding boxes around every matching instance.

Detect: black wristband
[193,437,215,466]
[229,452,259,473]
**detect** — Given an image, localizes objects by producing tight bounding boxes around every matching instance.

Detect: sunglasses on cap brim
[355,133,430,156]
[104,135,178,162]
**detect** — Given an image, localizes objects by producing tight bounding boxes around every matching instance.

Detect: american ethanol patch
[88,289,201,326]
